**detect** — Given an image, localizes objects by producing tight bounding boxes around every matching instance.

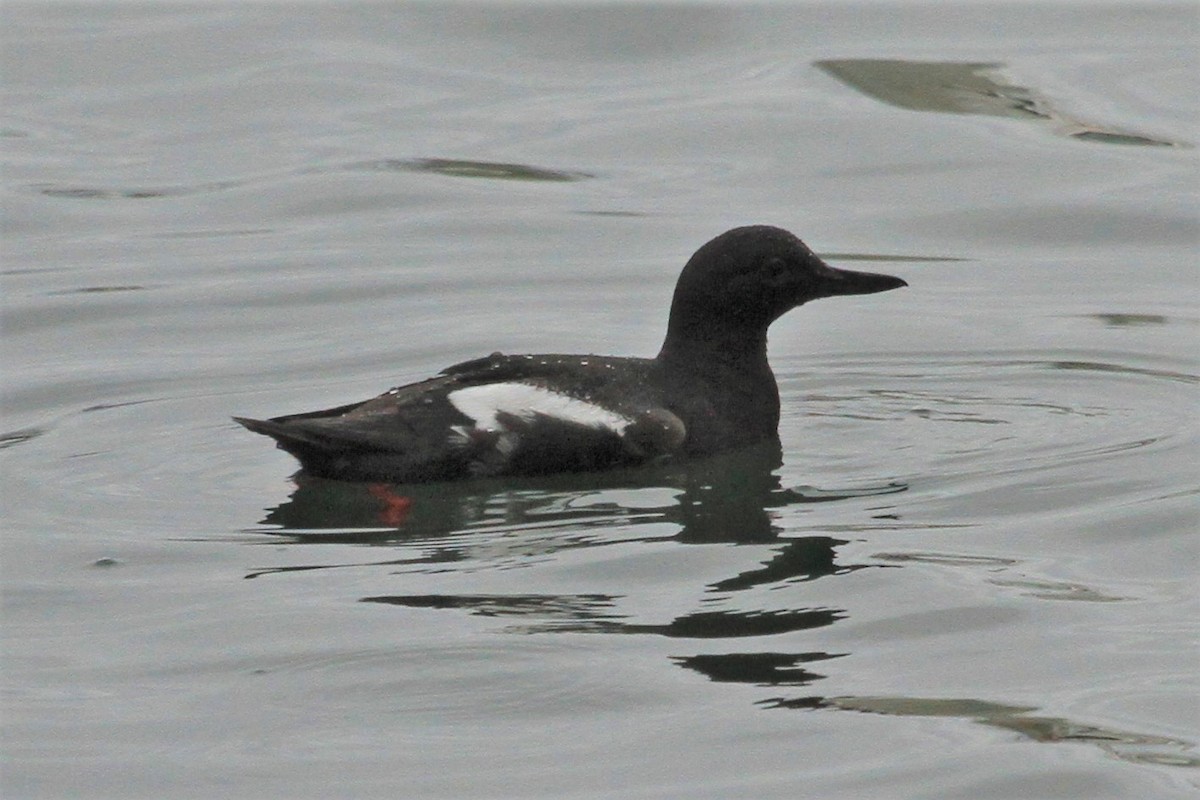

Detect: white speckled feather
[447,383,632,433]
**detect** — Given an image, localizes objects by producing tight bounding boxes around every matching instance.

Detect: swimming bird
[235,225,906,483]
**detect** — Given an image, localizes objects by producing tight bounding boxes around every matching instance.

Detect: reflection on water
[28,179,241,200]
[872,552,1127,601]
[243,444,903,607]
[364,594,845,639]
[360,592,619,620]
[252,443,905,544]
[251,449,880,725]
[0,426,45,449]
[24,156,593,208]
[677,651,844,687]
[246,445,903,599]
[677,651,843,711]
[816,59,1184,147]
[825,696,1199,768]
[1081,313,1170,327]
[348,157,594,182]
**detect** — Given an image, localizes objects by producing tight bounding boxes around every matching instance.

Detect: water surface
[2,3,1197,798]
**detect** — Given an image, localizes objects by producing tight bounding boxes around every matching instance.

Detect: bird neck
[656,321,781,447]
[656,318,774,386]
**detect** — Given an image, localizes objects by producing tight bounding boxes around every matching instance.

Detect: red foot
[366,483,413,526]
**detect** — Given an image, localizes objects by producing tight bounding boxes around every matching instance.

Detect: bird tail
[232,415,350,461]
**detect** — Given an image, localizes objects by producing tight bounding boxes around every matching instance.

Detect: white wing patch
[447,382,632,433]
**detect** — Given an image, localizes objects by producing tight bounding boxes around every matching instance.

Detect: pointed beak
[812,260,908,299]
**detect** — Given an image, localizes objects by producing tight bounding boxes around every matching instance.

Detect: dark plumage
[235,225,907,482]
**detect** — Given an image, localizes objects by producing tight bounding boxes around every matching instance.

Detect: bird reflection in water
[245,445,906,710]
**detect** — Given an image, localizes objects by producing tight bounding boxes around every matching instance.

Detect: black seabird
[235,225,907,482]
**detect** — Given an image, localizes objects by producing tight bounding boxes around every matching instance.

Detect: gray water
[2,3,1198,798]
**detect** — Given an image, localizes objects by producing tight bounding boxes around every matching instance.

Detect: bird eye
[764,257,789,283]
